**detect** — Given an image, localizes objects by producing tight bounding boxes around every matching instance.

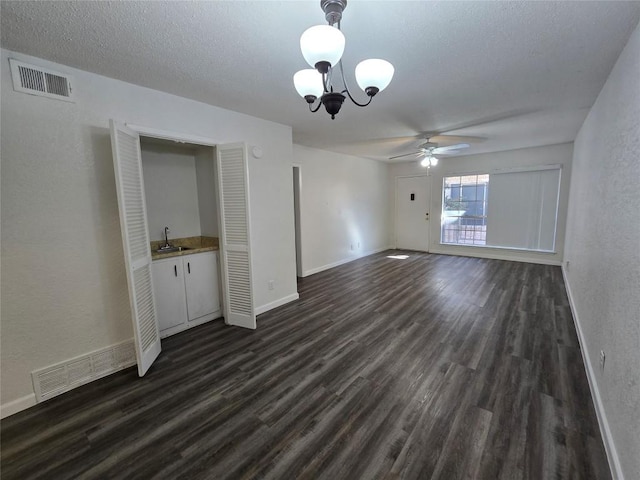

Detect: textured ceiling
[2,1,639,161]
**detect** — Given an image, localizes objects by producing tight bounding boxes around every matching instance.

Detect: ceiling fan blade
[345,134,482,152]
[347,135,420,147]
[389,151,423,160]
[429,135,483,144]
[432,143,470,153]
[433,108,541,135]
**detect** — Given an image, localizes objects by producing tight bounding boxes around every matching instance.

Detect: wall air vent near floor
[31,341,136,402]
[9,58,75,102]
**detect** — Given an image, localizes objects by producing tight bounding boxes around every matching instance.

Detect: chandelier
[293,0,394,119]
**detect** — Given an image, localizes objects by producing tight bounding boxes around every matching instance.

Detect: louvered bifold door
[109,120,161,375]
[216,143,256,329]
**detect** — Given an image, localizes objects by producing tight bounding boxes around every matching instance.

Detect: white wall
[0,49,298,411]
[389,143,573,265]
[292,145,391,276]
[564,21,640,480]
[141,142,201,241]
[195,146,219,238]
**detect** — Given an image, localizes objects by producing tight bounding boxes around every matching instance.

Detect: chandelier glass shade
[293,69,324,99]
[300,25,345,72]
[355,59,394,94]
[293,0,394,119]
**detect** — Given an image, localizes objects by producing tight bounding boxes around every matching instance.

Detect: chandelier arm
[309,99,323,113]
[342,88,373,107]
[338,60,373,107]
[322,71,333,93]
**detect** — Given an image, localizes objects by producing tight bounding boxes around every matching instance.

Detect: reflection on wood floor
[1,250,610,479]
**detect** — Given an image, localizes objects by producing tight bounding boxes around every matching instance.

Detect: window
[441,167,561,252]
[442,174,489,246]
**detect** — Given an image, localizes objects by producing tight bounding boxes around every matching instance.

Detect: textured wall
[195,147,219,238]
[1,49,297,408]
[292,145,391,275]
[564,21,640,480]
[141,142,201,241]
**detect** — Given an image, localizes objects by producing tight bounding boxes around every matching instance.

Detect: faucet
[162,226,172,249]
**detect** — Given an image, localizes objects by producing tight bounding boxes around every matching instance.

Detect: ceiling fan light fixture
[355,59,395,94]
[294,69,324,102]
[389,135,475,162]
[300,25,345,72]
[420,155,439,167]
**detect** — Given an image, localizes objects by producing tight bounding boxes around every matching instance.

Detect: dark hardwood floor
[1,251,610,479]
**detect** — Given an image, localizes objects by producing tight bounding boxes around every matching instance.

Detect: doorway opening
[110,120,256,377]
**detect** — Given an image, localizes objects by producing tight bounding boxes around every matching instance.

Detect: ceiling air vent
[9,58,75,102]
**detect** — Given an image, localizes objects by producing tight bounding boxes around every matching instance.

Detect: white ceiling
[2,1,639,162]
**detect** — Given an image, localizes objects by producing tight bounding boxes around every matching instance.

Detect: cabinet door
[151,259,188,331]
[184,252,219,321]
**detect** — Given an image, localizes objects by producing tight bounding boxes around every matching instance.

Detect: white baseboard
[429,246,562,266]
[302,246,393,277]
[0,340,139,419]
[255,293,300,315]
[1,393,37,419]
[562,266,623,480]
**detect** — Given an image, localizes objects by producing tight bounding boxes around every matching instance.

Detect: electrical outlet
[566,260,570,271]
[357,242,360,249]
[268,280,275,291]
[599,350,606,369]
[350,244,354,251]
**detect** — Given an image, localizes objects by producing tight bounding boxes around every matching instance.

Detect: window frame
[441,173,489,246]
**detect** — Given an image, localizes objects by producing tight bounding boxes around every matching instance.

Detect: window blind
[485,166,561,252]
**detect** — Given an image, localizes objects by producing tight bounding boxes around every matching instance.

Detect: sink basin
[155,246,193,253]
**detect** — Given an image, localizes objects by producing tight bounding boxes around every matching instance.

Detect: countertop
[151,236,219,261]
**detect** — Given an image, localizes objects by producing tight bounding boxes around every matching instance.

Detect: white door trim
[126,123,223,146]
[292,164,303,277]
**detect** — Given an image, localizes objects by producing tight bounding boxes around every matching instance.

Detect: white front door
[395,175,431,251]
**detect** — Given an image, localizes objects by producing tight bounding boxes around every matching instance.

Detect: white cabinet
[151,251,220,338]
[152,259,188,332]
[184,252,219,321]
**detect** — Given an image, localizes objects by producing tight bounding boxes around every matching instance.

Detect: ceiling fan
[389,135,474,166]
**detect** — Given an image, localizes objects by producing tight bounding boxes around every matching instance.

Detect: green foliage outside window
[444,197,465,211]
